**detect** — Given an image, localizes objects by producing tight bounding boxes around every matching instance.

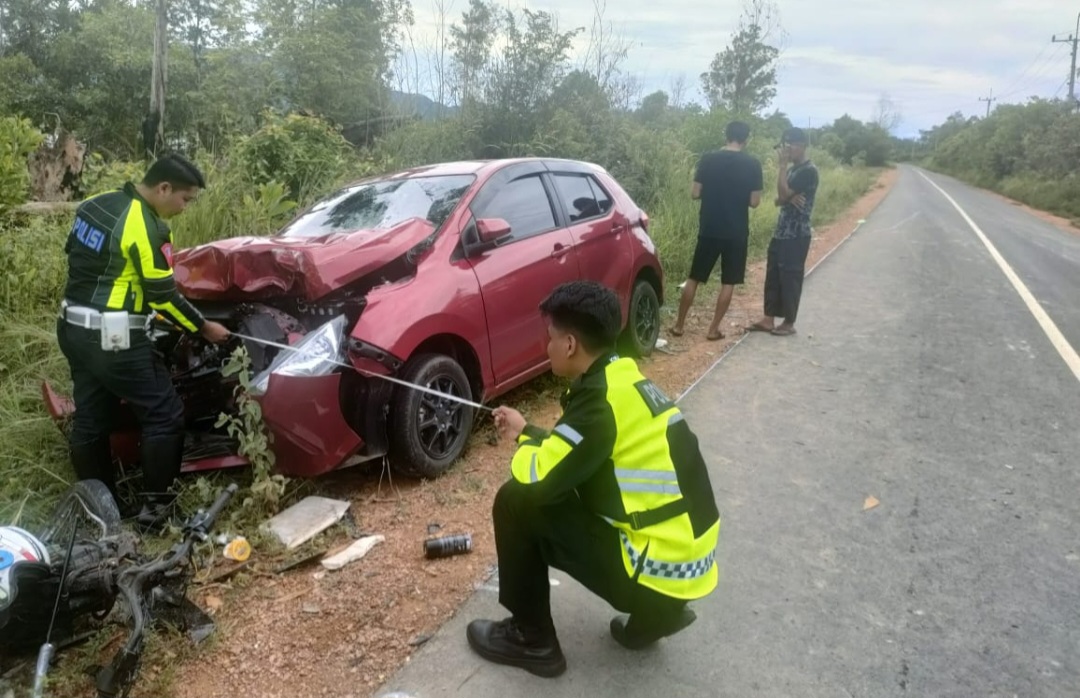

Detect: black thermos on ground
[424,533,473,559]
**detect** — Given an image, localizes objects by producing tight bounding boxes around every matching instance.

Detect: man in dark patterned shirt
[748,127,819,336]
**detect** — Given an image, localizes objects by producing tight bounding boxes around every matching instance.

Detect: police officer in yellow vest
[57,154,231,528]
[467,281,721,678]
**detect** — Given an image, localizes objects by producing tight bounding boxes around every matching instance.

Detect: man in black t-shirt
[748,127,820,337]
[672,121,764,341]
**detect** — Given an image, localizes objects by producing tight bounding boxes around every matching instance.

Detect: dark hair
[142,153,206,190]
[781,127,809,146]
[725,121,751,145]
[539,281,622,354]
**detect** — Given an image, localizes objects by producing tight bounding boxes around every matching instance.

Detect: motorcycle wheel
[39,479,122,546]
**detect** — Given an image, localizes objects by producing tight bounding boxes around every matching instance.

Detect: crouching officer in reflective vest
[467,280,721,678]
[57,153,231,528]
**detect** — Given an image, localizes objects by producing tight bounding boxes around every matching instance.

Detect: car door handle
[551,243,572,258]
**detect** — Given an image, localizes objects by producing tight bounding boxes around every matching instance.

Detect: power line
[998,43,1053,97]
[1051,11,1080,105]
[996,43,1067,100]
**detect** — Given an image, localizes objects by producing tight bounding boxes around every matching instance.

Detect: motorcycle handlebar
[187,483,239,537]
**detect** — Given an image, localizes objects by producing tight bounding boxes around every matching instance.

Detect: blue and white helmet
[0,526,51,611]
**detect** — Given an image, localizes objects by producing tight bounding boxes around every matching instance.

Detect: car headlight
[250,315,347,396]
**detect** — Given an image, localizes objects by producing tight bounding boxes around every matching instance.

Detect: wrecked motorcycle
[0,480,237,697]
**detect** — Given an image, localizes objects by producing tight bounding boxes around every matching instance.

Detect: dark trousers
[56,320,185,493]
[764,236,812,323]
[493,479,685,631]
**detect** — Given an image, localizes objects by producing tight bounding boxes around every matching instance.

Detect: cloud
[401,0,1077,134]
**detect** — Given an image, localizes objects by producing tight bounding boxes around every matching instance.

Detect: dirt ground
[136,168,898,698]
[986,189,1080,237]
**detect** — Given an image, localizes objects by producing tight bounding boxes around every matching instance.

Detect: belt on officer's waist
[59,300,150,331]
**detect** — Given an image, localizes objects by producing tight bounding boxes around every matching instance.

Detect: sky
[397,0,1078,137]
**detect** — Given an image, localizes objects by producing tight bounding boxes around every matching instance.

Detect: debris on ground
[321,535,386,571]
[274,549,329,575]
[223,537,251,562]
[423,533,473,559]
[263,496,351,549]
[863,495,880,511]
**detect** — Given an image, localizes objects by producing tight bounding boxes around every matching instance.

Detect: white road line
[918,170,1080,383]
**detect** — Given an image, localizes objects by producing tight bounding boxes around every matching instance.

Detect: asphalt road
[376,166,1080,698]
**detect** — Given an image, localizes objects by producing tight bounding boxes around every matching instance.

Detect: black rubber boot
[70,438,119,501]
[134,434,185,532]
[466,617,567,678]
[134,496,174,532]
[610,607,697,650]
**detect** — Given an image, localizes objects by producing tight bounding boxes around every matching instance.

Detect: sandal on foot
[747,322,774,333]
[771,326,797,336]
[706,331,725,341]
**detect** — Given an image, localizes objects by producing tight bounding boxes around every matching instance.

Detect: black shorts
[690,236,748,285]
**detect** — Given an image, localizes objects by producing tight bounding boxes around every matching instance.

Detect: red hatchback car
[44,158,664,479]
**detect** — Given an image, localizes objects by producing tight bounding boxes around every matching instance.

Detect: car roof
[347,158,609,185]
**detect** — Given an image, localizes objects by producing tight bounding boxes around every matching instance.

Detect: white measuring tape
[230,331,492,412]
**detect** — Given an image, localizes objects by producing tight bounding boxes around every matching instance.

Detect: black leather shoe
[610,607,697,650]
[466,617,567,677]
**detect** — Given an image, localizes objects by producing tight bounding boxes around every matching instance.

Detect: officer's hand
[492,406,526,441]
[791,193,807,210]
[200,320,231,345]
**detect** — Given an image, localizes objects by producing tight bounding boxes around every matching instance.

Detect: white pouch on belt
[100,311,132,351]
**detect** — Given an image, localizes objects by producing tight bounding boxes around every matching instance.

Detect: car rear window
[279,174,476,238]
[553,173,613,222]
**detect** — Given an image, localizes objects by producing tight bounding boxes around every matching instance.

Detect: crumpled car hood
[174,218,435,301]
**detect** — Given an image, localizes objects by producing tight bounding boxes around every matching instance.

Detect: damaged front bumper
[42,315,396,479]
[42,372,366,478]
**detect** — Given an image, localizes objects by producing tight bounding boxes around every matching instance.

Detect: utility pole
[979,88,996,118]
[145,0,169,158]
[1051,11,1080,107]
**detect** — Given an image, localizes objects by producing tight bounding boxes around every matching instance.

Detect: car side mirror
[476,217,512,244]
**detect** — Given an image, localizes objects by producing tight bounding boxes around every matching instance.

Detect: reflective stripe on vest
[614,467,682,496]
[620,531,715,581]
[529,453,538,483]
[553,423,583,445]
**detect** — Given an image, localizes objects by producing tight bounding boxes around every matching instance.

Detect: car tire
[39,479,122,545]
[389,353,476,479]
[620,278,661,358]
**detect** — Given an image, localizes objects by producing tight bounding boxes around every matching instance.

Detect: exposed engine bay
[152,293,371,465]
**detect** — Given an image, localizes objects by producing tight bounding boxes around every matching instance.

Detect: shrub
[234,111,354,200]
[0,117,45,213]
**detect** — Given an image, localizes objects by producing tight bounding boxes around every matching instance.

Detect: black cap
[781,127,809,145]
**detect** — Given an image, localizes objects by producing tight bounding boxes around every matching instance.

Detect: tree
[824,114,892,166]
[253,0,412,125]
[871,92,903,134]
[480,8,579,153]
[700,0,781,115]
[449,0,497,110]
[636,90,670,128]
[582,0,637,109]
[170,0,244,84]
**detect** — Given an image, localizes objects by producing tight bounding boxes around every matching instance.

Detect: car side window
[553,174,603,222]
[478,175,557,241]
[588,176,613,214]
